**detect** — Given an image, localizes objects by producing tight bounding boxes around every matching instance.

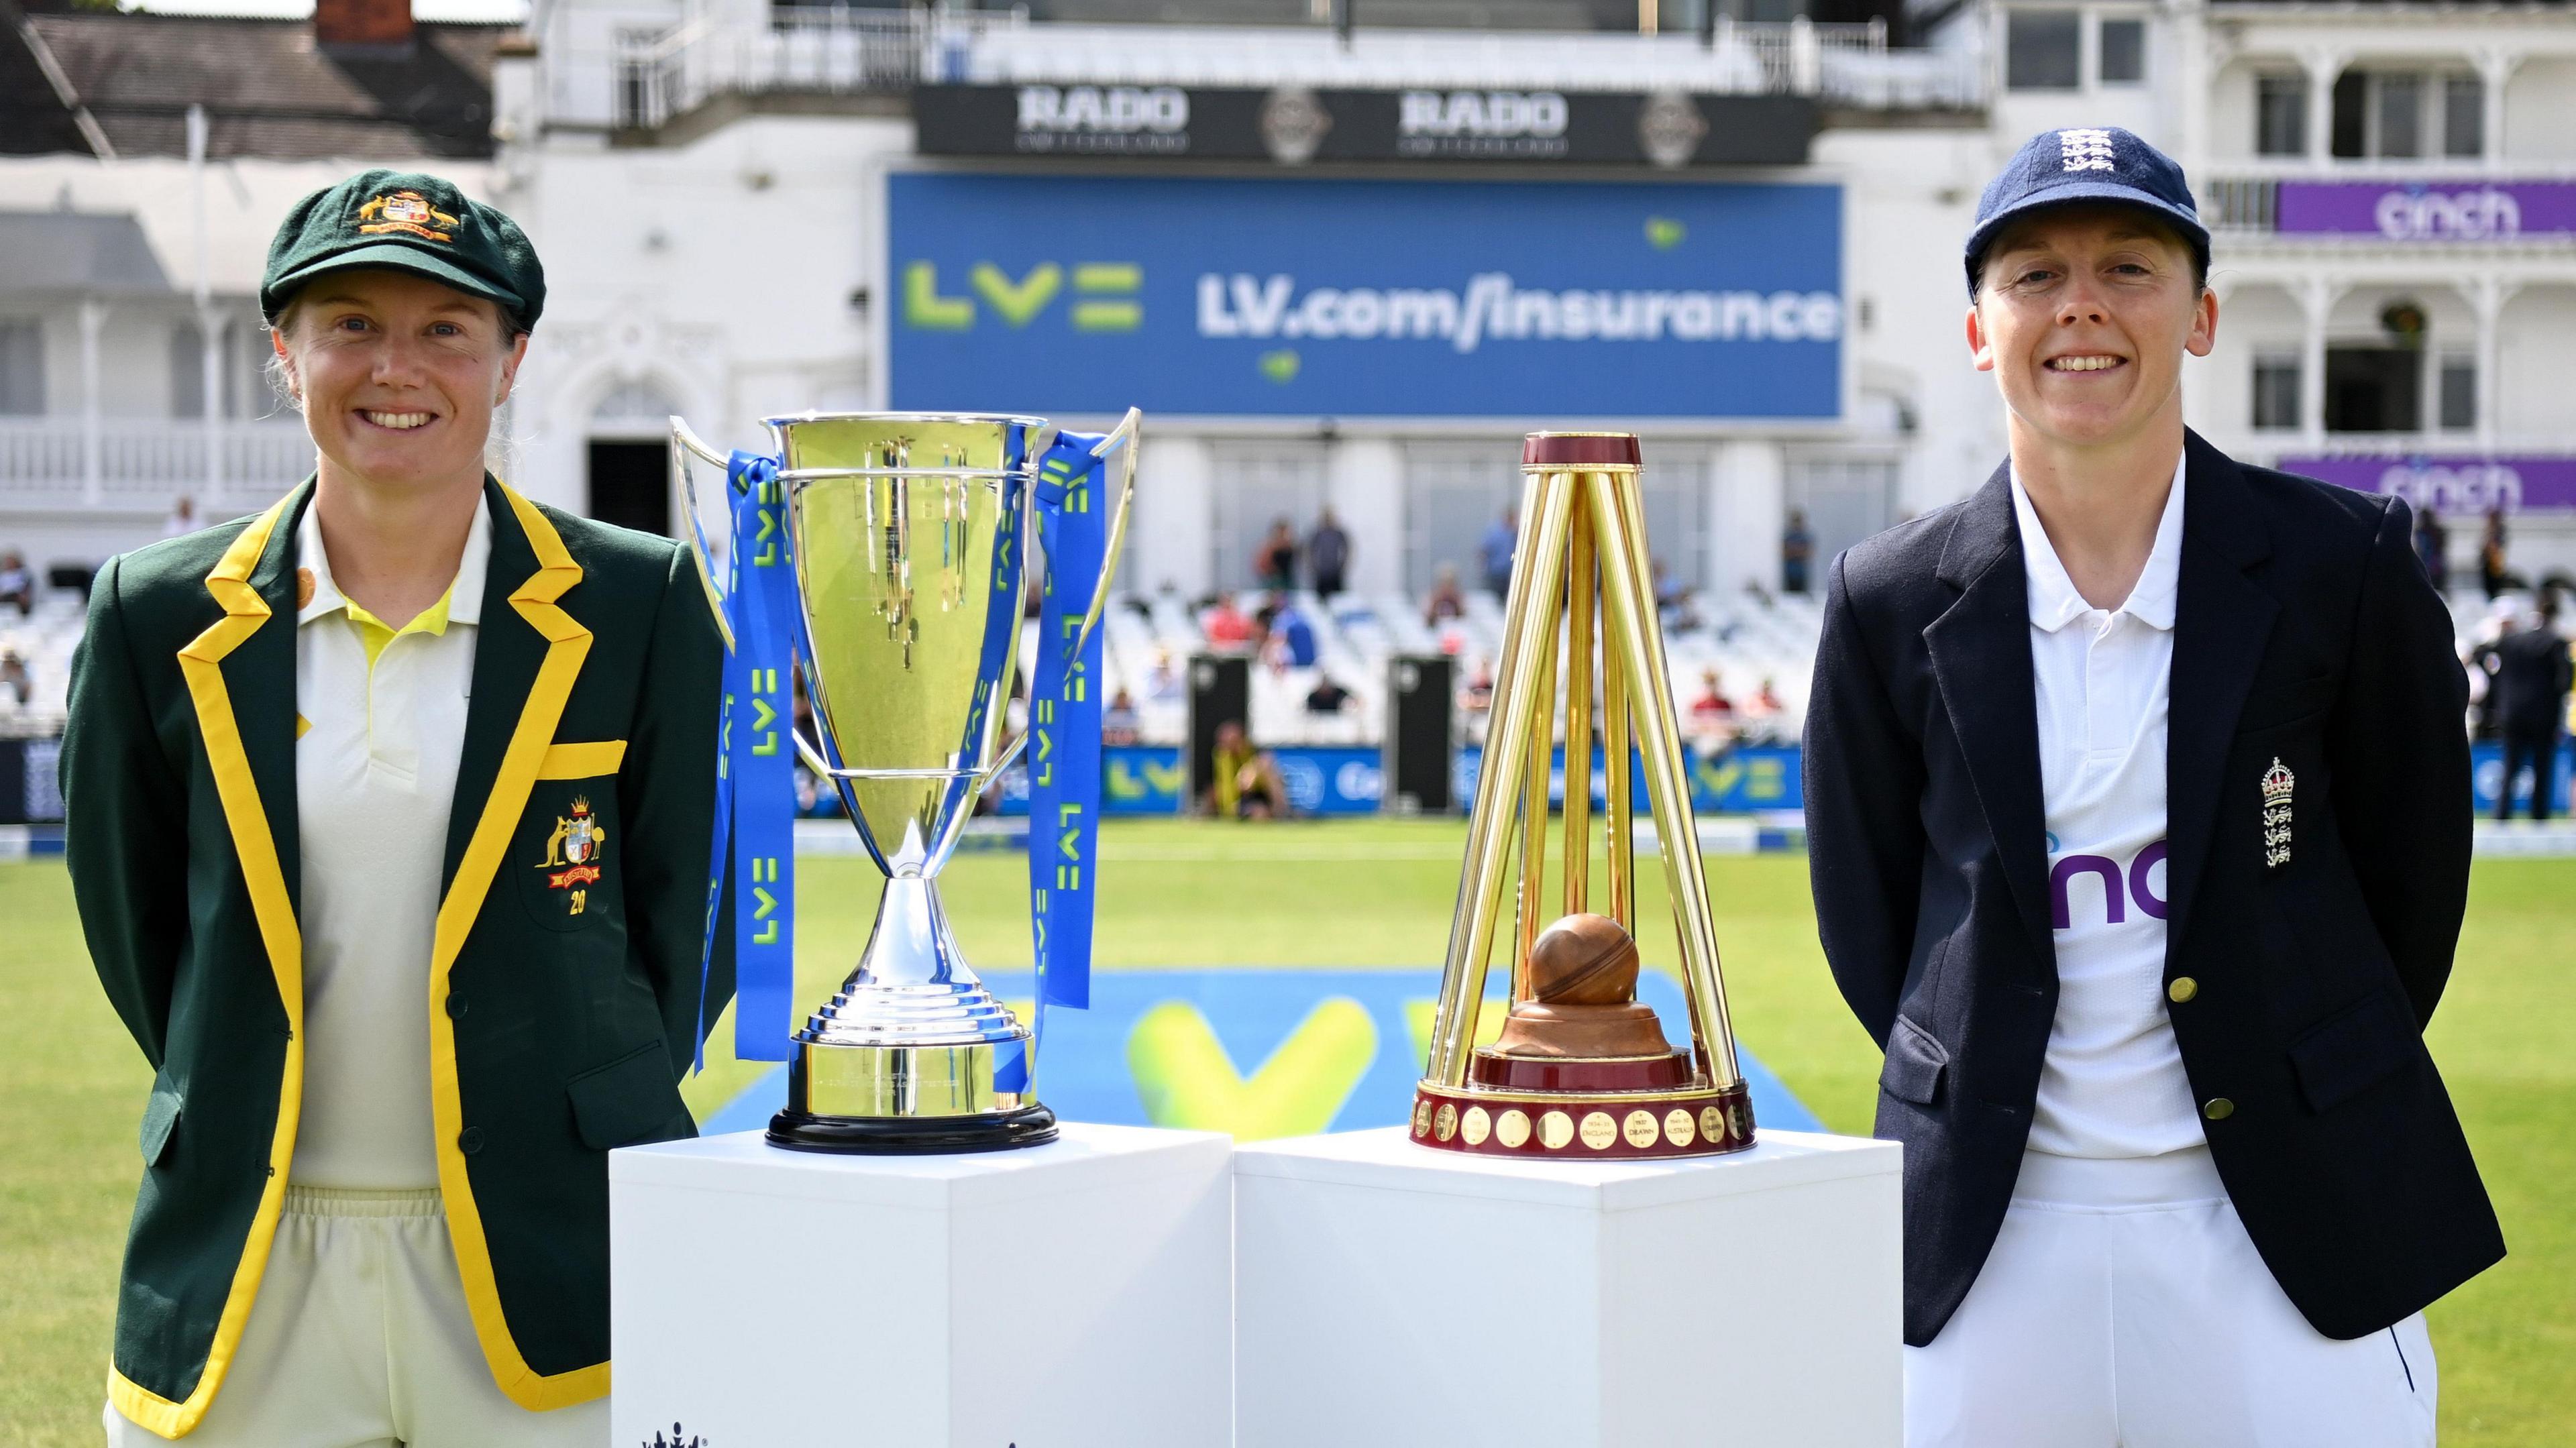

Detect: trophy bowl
[667,410,1127,1154]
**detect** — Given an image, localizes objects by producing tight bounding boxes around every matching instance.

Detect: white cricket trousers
[105,1185,606,1448]
[1905,1146,2437,1448]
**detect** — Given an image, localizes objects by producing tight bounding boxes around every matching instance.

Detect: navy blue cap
[1965,127,2208,295]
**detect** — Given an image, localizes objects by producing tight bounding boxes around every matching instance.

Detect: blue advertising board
[888,173,1844,419]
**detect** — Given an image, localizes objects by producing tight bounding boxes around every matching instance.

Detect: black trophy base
[765,1102,1060,1156]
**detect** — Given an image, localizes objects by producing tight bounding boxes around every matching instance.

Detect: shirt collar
[295,490,492,630]
[2010,450,2187,634]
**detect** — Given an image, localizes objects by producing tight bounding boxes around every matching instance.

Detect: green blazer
[63,478,731,1438]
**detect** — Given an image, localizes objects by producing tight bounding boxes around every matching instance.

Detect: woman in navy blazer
[1804,128,2500,1446]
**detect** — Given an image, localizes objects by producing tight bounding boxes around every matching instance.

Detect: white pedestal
[611,1123,1232,1448]
[1235,1126,1903,1448]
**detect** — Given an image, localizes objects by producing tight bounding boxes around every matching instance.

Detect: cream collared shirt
[2013,452,2205,1159]
[290,496,490,1189]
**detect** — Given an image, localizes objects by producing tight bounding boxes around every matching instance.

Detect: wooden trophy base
[1409,1074,1756,1160]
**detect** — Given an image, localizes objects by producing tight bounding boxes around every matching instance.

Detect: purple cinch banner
[2276,455,2576,514]
[2273,180,2576,240]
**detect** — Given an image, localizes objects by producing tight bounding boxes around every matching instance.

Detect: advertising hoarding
[888,172,1845,419]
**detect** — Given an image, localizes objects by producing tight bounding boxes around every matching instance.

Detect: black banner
[911,85,1815,168]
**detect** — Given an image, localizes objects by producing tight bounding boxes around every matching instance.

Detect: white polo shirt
[290,496,489,1189]
[2015,453,2204,1160]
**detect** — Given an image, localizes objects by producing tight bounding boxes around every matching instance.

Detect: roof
[0,211,172,294]
[0,7,504,160]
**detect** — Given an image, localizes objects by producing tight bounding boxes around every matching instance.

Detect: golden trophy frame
[1411,433,1755,1160]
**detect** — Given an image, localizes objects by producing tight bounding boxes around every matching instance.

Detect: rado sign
[912,85,1814,168]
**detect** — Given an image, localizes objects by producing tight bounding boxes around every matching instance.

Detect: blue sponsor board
[700,967,1825,1140]
[2473,739,2574,815]
[1454,741,1803,816]
[888,172,1844,419]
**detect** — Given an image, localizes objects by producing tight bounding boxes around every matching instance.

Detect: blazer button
[2167,977,2198,1003]
[459,1127,487,1155]
[2202,1098,2235,1121]
[446,994,470,1019]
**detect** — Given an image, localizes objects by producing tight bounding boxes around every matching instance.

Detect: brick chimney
[315,0,413,48]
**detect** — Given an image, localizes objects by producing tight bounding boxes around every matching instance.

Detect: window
[2374,73,2422,158]
[2443,75,2483,158]
[2006,10,2082,91]
[2439,356,2476,431]
[0,321,42,415]
[2324,347,2421,434]
[2255,74,2306,156]
[2098,18,2144,85]
[2253,356,2302,432]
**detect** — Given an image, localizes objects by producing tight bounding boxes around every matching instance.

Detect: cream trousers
[1906,1147,2438,1448]
[105,1186,605,1448]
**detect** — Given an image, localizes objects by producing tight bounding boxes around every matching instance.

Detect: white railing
[0,419,314,512]
[612,12,1984,130]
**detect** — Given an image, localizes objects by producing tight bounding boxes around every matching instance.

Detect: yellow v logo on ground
[971,263,1063,325]
[1127,998,1377,1141]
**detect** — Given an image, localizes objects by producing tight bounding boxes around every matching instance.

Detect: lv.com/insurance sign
[888,172,1843,419]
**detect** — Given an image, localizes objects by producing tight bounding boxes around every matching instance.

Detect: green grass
[3,824,2567,1445]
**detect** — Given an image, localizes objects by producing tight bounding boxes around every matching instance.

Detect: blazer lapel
[177,482,311,979]
[2163,433,2277,954]
[437,478,590,917]
[1923,464,2056,977]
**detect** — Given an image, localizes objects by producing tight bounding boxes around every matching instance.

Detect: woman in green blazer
[64,170,727,1444]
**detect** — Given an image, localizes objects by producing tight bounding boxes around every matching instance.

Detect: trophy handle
[1067,407,1142,658]
[669,414,739,655]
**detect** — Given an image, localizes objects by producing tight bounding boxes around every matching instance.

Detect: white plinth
[611,1123,1232,1448]
[1235,1126,1903,1448]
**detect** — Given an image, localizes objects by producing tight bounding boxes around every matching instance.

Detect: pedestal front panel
[611,1123,1231,1448]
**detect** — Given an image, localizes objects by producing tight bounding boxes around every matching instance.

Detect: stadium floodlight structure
[1409,432,1754,1160]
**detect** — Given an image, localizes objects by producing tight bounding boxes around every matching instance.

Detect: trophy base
[1407,1077,1754,1160]
[766,1101,1061,1156]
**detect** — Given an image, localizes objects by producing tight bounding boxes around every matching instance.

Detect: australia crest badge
[538,795,607,913]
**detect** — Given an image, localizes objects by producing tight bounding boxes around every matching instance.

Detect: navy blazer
[1803,431,2503,1348]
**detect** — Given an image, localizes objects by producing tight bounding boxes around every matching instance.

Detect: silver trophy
[672,410,1138,1152]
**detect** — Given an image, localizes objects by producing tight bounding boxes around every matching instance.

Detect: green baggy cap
[260,169,545,331]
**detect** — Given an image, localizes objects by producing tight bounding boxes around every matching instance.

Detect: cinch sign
[887,173,1845,419]
[2279,455,2576,514]
[2274,180,2576,240]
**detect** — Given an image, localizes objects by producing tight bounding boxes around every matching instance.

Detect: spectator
[1207,720,1289,819]
[1204,595,1258,648]
[1,649,29,707]
[1460,656,1496,718]
[1267,594,1318,669]
[1307,508,1351,600]
[1479,507,1518,597]
[1425,564,1466,625]
[0,551,32,616]
[1254,518,1298,592]
[1745,676,1784,720]
[1305,673,1352,715]
[1103,686,1141,746]
[2491,590,2573,821]
[2479,508,2510,600]
[1782,509,1815,595]
[2413,506,2449,592]
[1652,558,1699,633]
[162,495,197,539]
[1689,668,1736,722]
[1143,647,1182,700]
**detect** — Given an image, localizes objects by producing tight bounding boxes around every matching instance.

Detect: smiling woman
[64,169,728,1448]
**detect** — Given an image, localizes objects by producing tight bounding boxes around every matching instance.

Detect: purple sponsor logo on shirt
[2049,841,2168,929]
[2274,180,2576,240]
[2277,455,2576,514]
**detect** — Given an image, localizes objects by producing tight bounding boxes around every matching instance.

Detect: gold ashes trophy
[1412,433,1756,1160]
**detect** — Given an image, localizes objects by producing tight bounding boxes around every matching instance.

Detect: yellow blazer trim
[111,494,306,1440]
[426,481,610,1411]
[535,738,626,779]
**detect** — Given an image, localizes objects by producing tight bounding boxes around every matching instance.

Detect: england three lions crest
[2261,758,2294,869]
